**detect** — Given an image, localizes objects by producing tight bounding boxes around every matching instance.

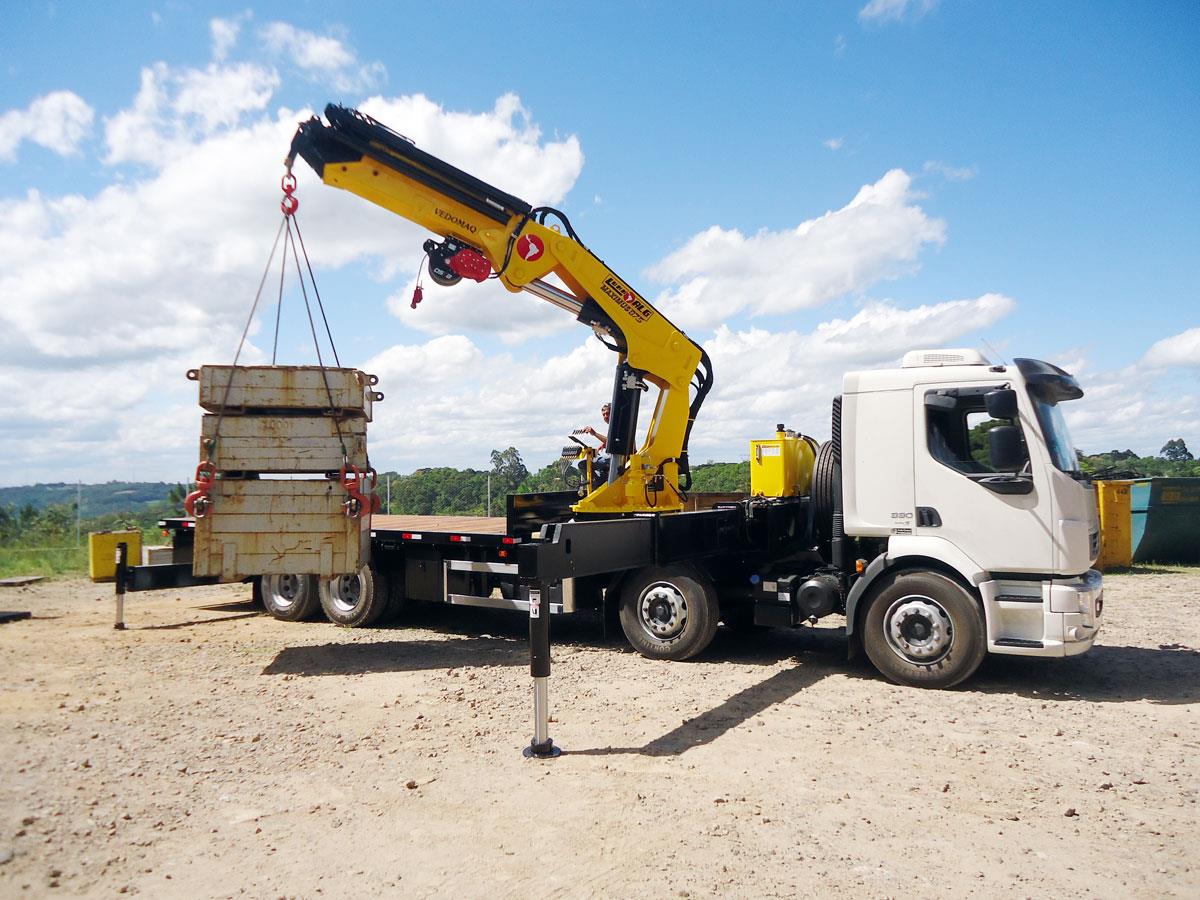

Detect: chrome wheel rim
[327,573,363,615]
[638,581,688,642]
[264,574,304,611]
[885,595,953,665]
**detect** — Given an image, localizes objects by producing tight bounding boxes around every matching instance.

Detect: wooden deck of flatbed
[371,514,509,535]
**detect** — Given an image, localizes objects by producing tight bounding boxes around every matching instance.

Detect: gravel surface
[1,568,1197,898]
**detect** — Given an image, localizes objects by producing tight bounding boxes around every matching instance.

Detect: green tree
[489,447,529,495]
[1160,438,1193,462]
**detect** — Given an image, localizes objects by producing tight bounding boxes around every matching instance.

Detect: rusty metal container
[189,365,381,420]
[192,479,370,579]
[201,415,367,473]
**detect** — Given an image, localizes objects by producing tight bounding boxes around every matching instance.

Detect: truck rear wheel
[862,570,986,688]
[319,565,389,628]
[260,574,320,622]
[619,565,720,661]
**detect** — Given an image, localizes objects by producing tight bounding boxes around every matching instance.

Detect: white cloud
[823,137,844,151]
[259,22,385,92]
[692,295,1015,451]
[0,91,95,162]
[1063,364,1199,456]
[386,275,574,345]
[0,44,586,483]
[923,160,978,182]
[358,93,583,208]
[361,336,614,471]
[646,169,946,328]
[103,62,280,165]
[1142,326,1200,368]
[859,0,939,24]
[210,14,248,62]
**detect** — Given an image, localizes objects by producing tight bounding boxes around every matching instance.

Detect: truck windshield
[1031,396,1080,473]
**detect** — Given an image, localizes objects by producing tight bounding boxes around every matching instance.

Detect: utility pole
[386,474,391,514]
[487,473,492,518]
[76,480,81,546]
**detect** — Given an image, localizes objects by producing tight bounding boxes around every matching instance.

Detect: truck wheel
[862,571,986,688]
[260,574,320,622]
[619,565,720,661]
[318,565,388,628]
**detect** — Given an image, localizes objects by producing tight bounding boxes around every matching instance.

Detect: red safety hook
[339,464,380,518]
[281,171,299,216]
[184,460,217,518]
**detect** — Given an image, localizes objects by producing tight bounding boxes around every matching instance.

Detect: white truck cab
[841,349,1102,685]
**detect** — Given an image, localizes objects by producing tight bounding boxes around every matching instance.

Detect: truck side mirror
[987,425,1024,472]
[985,388,1019,420]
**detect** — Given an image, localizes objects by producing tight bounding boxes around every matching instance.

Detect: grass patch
[0,546,89,579]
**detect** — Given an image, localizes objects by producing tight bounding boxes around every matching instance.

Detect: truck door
[911,382,1055,574]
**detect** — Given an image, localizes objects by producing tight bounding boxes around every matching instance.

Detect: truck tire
[260,574,320,622]
[619,565,720,661]
[862,570,986,688]
[318,565,389,628]
[811,440,837,545]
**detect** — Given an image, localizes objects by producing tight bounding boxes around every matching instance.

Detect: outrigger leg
[523,579,561,759]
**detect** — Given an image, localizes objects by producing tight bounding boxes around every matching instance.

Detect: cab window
[924,389,1027,476]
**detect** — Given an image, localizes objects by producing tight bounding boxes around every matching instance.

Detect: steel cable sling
[185,173,378,519]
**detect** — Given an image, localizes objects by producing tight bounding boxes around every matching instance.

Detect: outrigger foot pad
[523,739,561,759]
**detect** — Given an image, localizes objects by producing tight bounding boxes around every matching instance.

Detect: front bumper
[979,569,1103,657]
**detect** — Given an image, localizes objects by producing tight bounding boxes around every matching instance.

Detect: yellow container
[88,530,142,582]
[750,428,816,497]
[1095,480,1132,571]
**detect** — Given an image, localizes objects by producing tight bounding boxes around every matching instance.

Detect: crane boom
[287,104,712,514]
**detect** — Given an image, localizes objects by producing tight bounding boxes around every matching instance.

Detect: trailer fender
[845,536,986,644]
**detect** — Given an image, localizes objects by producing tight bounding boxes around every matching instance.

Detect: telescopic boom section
[287,104,712,514]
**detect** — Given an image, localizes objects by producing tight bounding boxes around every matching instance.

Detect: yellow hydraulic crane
[287,104,712,515]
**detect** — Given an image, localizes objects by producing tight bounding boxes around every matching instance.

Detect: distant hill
[0,482,175,517]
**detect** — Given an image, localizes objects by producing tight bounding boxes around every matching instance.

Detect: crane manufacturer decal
[517,234,545,261]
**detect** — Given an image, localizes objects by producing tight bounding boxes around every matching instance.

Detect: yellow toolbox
[750,426,816,497]
[88,530,142,582]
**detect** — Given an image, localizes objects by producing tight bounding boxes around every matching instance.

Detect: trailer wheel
[862,571,986,688]
[260,574,320,622]
[318,565,389,628]
[619,565,720,661]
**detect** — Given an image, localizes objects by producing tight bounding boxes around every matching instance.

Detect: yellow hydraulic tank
[750,426,816,497]
[88,530,142,582]
[1095,479,1133,570]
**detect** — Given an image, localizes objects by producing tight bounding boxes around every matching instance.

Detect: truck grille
[1089,528,1100,559]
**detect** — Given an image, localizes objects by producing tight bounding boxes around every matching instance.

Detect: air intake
[901,348,990,368]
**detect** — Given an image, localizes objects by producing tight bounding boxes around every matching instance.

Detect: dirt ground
[0,569,1197,899]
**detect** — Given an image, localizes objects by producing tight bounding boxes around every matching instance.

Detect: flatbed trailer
[142,489,797,632]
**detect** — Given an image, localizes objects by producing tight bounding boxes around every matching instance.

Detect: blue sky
[0,1,1196,485]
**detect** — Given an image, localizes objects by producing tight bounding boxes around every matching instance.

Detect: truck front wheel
[619,565,720,661]
[862,571,986,688]
[318,565,389,628]
[260,574,320,622]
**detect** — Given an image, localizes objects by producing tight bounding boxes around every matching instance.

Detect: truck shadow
[138,611,261,630]
[263,636,527,675]
[967,643,1200,705]
[566,661,839,758]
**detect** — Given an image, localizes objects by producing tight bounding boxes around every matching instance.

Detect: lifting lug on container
[183,461,217,519]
